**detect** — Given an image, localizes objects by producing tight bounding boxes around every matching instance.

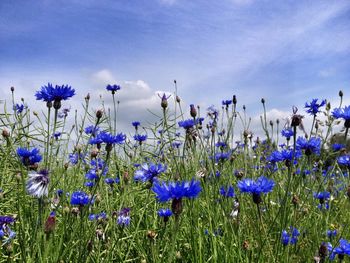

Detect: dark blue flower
[296,137,321,156]
[70,191,90,206]
[69,153,86,165]
[35,83,75,103]
[222,100,232,107]
[151,179,201,202]
[219,186,235,198]
[117,208,130,226]
[178,119,196,130]
[214,151,231,162]
[268,151,284,163]
[17,147,42,166]
[0,216,15,226]
[85,181,95,187]
[106,84,121,93]
[237,176,275,195]
[281,128,294,140]
[338,155,350,168]
[332,106,350,120]
[134,134,147,143]
[158,208,173,218]
[134,162,167,183]
[332,143,345,151]
[327,230,337,238]
[84,125,100,135]
[15,103,25,114]
[305,99,326,116]
[90,131,126,146]
[281,227,300,245]
[132,121,140,128]
[329,239,350,261]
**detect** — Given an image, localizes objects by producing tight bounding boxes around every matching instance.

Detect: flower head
[281,227,300,245]
[296,137,321,156]
[281,128,294,140]
[26,169,50,198]
[134,162,167,183]
[178,119,196,130]
[338,155,350,168]
[219,186,235,198]
[35,83,75,108]
[134,134,147,144]
[332,105,350,128]
[106,84,121,93]
[17,147,42,167]
[151,179,201,202]
[70,191,90,206]
[238,176,275,204]
[305,99,326,116]
[117,208,131,226]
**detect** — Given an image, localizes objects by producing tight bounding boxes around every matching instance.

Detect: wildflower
[0,216,15,226]
[172,141,182,148]
[1,225,16,245]
[178,119,196,130]
[35,83,75,109]
[222,99,232,108]
[58,107,70,118]
[134,134,147,144]
[332,105,350,128]
[53,132,61,140]
[219,186,235,198]
[190,104,197,118]
[207,105,219,120]
[70,191,90,206]
[85,181,95,187]
[152,179,201,202]
[314,191,330,210]
[84,125,100,136]
[69,153,86,165]
[332,143,345,152]
[328,239,350,261]
[215,141,227,148]
[132,121,140,129]
[327,230,337,238]
[104,177,119,185]
[305,99,326,116]
[26,169,50,198]
[15,103,25,114]
[338,155,350,168]
[281,128,294,140]
[237,176,275,204]
[281,227,300,245]
[134,162,167,183]
[17,147,42,167]
[214,151,231,163]
[117,208,131,226]
[296,137,321,156]
[90,131,126,146]
[106,84,121,94]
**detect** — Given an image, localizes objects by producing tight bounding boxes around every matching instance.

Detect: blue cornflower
[219,186,235,198]
[105,177,119,185]
[134,134,147,144]
[134,162,167,183]
[53,132,61,140]
[178,119,196,130]
[338,155,350,168]
[215,141,227,148]
[171,141,182,148]
[35,83,75,109]
[90,131,126,146]
[332,105,350,128]
[84,181,95,188]
[158,208,173,218]
[70,191,90,206]
[281,227,300,245]
[15,103,25,114]
[327,230,337,238]
[0,216,15,226]
[281,128,294,140]
[329,239,350,261]
[17,147,42,166]
[151,179,201,202]
[132,121,140,128]
[314,191,330,209]
[207,105,219,120]
[106,84,121,93]
[69,153,86,165]
[268,151,284,163]
[1,225,16,245]
[332,143,345,152]
[26,169,50,198]
[237,176,275,204]
[214,151,231,162]
[84,125,100,136]
[222,100,232,108]
[117,208,131,227]
[305,99,326,116]
[296,137,321,156]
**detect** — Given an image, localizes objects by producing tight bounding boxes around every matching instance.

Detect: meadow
[0,83,350,262]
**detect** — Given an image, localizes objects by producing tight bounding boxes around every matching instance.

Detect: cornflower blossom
[132,121,140,129]
[214,151,231,163]
[219,186,235,198]
[106,84,121,94]
[314,191,330,210]
[70,191,90,206]
[26,169,50,198]
[281,128,294,140]
[84,125,100,136]
[338,155,350,168]
[117,208,131,226]
[17,147,42,167]
[178,119,196,130]
[305,98,326,116]
[328,239,350,261]
[35,83,75,109]
[281,227,300,245]
[152,180,201,215]
[296,137,321,156]
[133,134,147,144]
[14,103,25,114]
[158,208,172,223]
[332,105,350,128]
[89,131,126,147]
[237,176,275,204]
[332,143,345,152]
[327,230,337,239]
[69,153,86,165]
[134,162,167,183]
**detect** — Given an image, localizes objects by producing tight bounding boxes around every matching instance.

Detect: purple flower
[26,169,50,197]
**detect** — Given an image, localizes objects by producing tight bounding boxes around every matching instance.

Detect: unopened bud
[96,109,103,119]
[2,129,10,138]
[85,93,90,100]
[10,86,14,92]
[339,90,343,98]
[261,98,265,104]
[190,104,197,118]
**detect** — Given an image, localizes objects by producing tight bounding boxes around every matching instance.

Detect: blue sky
[1,0,350,132]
